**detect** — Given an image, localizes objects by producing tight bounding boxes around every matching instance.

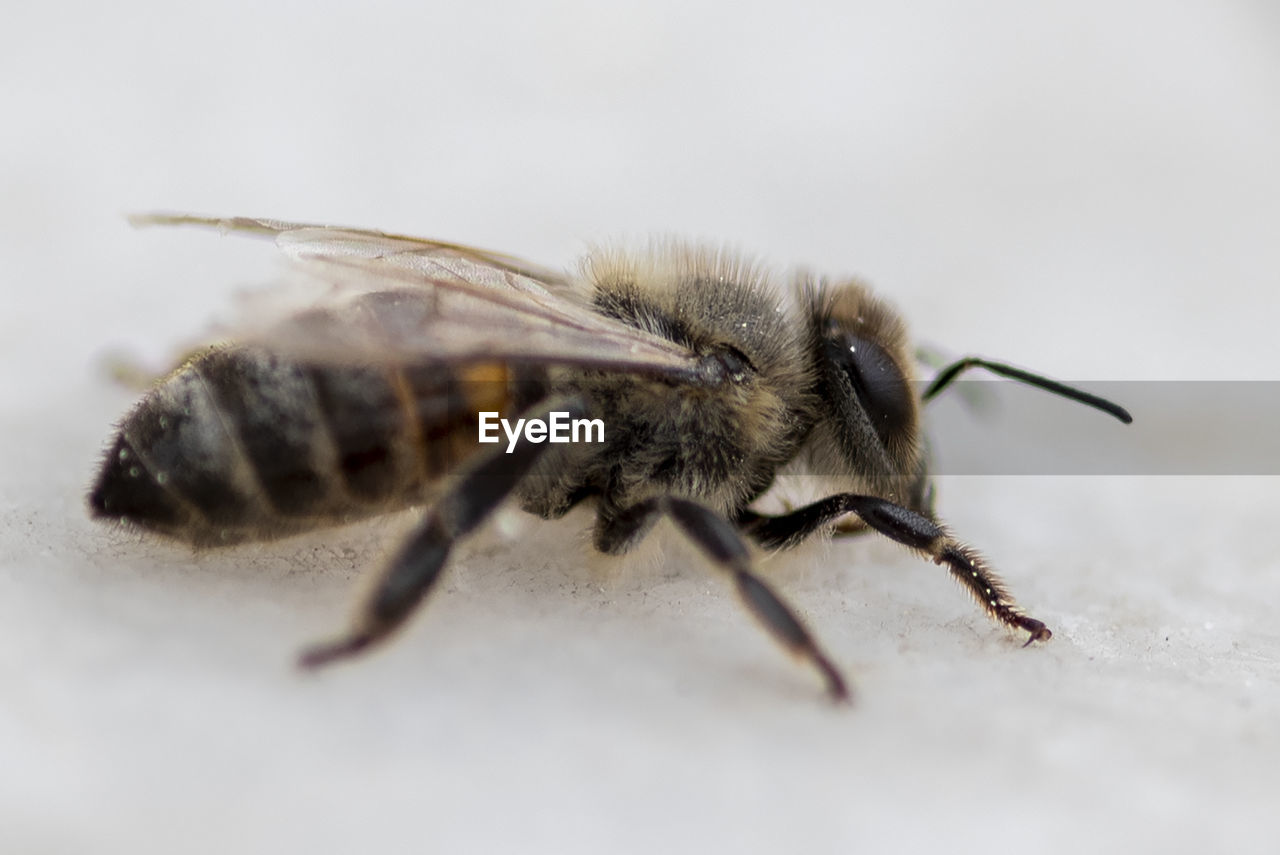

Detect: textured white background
[2,1,1279,853]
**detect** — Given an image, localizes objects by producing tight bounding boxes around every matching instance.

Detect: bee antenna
[923,357,1133,424]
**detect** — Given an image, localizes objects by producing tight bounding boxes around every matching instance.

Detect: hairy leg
[739,493,1050,644]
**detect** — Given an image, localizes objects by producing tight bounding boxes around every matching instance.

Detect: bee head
[807,280,922,489]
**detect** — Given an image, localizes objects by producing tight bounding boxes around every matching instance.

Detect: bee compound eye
[830,334,913,447]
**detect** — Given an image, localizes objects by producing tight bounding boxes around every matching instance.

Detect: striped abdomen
[89,347,517,546]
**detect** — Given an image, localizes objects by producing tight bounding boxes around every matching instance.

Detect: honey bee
[89,214,1132,701]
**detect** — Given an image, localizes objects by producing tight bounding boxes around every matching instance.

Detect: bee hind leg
[299,395,588,669]
[597,497,850,702]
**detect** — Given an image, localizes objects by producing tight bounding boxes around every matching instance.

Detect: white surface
[3,1,1279,853]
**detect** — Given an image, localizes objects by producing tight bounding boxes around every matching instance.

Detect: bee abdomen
[91,348,335,543]
[90,433,193,533]
[90,348,519,546]
[89,350,397,545]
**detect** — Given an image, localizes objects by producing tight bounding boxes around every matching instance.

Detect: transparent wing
[131,212,573,288]
[131,213,708,381]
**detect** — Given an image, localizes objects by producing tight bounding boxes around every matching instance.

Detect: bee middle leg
[596,497,849,701]
[741,494,1051,644]
[299,395,587,669]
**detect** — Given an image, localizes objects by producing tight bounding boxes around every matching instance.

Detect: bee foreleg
[830,518,871,538]
[597,497,850,702]
[298,395,589,669]
[737,502,871,549]
[750,493,1051,644]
